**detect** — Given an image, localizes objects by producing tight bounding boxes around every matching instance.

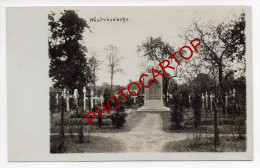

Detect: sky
[50,6,245,86]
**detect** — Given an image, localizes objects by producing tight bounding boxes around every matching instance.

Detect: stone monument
[137,73,170,112]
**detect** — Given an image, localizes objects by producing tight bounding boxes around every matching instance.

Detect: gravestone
[137,73,170,112]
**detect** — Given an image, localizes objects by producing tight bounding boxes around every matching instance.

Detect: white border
[1,0,260,168]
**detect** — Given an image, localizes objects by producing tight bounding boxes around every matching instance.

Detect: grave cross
[205,92,208,108]
[83,87,87,111]
[66,90,70,111]
[201,93,205,109]
[74,89,79,107]
[133,96,137,104]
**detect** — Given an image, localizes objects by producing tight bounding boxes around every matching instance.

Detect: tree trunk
[111,74,113,95]
[60,96,65,138]
[213,99,220,151]
[163,77,168,103]
[218,63,225,114]
[93,66,96,95]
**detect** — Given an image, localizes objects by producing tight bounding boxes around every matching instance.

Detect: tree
[103,88,110,104]
[111,106,127,128]
[49,10,91,145]
[184,12,245,151]
[137,36,182,102]
[104,44,123,94]
[171,107,184,129]
[192,73,213,93]
[168,78,179,96]
[184,12,245,114]
[89,50,101,95]
[48,10,92,92]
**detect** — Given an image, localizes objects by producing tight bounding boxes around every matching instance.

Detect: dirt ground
[52,112,244,152]
[89,112,189,152]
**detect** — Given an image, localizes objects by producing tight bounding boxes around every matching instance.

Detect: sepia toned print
[7,6,252,161]
[49,6,249,154]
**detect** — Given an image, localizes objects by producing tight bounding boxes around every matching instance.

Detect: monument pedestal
[137,74,170,112]
[137,100,170,112]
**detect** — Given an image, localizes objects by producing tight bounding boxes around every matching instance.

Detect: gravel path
[91,113,189,152]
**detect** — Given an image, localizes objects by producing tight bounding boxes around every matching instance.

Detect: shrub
[50,136,66,153]
[49,92,58,113]
[103,88,110,103]
[125,94,133,108]
[107,97,120,108]
[68,119,74,137]
[137,95,144,104]
[92,106,103,128]
[98,114,102,128]
[70,106,86,143]
[168,98,175,106]
[85,125,93,143]
[69,98,75,110]
[192,93,202,128]
[194,109,201,128]
[77,125,85,143]
[171,107,184,129]
[111,106,127,128]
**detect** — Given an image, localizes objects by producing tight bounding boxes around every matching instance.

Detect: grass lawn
[163,136,246,152]
[50,135,125,153]
[51,110,146,134]
[160,108,246,135]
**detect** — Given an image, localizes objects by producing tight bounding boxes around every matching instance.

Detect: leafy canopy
[49,10,92,91]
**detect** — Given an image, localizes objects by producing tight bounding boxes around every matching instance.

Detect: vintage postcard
[7,6,253,161]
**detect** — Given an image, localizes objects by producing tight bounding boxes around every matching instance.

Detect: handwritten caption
[89,17,130,23]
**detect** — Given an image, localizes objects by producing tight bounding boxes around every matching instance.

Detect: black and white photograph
[5,5,253,161]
